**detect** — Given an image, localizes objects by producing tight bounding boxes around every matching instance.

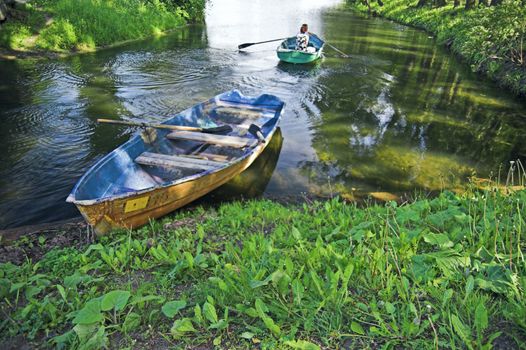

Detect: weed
[1,186,525,348]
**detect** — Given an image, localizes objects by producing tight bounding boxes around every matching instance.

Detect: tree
[465,0,476,9]
[361,0,383,13]
[0,0,7,22]
[417,0,428,7]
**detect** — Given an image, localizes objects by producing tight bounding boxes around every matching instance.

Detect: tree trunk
[453,0,460,6]
[0,0,7,22]
[465,0,475,9]
[436,0,447,7]
[490,0,501,5]
[416,0,427,7]
[363,0,372,12]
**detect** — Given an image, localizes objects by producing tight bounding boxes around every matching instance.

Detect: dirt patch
[0,335,31,350]
[492,322,526,349]
[109,329,174,350]
[163,217,198,231]
[0,218,90,265]
[0,46,63,60]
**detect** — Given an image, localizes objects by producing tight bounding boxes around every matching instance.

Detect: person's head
[300,24,308,33]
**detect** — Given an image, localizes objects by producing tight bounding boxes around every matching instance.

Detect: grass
[347,0,526,97]
[0,0,205,53]
[1,181,525,348]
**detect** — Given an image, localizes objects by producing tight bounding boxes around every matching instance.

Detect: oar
[238,37,288,50]
[97,119,232,134]
[325,42,351,58]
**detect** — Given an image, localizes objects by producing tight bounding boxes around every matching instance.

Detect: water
[1,0,525,229]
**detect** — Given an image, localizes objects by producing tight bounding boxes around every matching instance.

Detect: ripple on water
[108,48,239,119]
[0,59,96,228]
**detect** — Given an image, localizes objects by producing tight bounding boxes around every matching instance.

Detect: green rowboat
[276,34,324,64]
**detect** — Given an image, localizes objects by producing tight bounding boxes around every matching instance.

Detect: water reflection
[0,1,525,230]
[294,10,526,197]
[199,128,284,203]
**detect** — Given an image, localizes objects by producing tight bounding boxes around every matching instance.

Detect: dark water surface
[1,0,525,229]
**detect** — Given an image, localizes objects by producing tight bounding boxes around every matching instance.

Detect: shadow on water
[276,60,324,76]
[196,128,284,205]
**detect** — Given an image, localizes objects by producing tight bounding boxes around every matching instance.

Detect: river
[0,0,525,229]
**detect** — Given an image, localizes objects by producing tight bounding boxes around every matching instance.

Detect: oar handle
[97,118,201,132]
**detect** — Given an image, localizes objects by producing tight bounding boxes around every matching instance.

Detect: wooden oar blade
[238,42,254,50]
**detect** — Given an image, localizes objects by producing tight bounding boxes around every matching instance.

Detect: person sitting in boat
[296,24,316,53]
[296,24,309,51]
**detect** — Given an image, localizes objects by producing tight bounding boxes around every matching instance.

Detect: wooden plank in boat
[185,153,230,162]
[166,130,257,148]
[144,152,227,167]
[135,152,225,171]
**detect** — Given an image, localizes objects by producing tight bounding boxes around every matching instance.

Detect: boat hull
[68,90,284,235]
[276,34,324,64]
[277,50,322,64]
[75,128,276,234]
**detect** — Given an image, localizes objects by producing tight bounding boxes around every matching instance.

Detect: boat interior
[280,34,324,51]
[71,93,283,202]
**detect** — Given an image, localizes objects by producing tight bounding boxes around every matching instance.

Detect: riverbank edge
[345,3,526,99]
[0,0,206,60]
[0,24,193,61]
[0,189,525,348]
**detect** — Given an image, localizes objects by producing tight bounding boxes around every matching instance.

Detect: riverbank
[0,0,205,58]
[347,0,526,98]
[1,188,525,349]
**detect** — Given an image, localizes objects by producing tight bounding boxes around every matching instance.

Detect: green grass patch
[1,188,525,348]
[0,0,205,52]
[0,3,46,50]
[347,0,526,97]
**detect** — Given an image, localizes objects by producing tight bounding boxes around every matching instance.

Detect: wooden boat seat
[135,152,226,171]
[166,130,257,148]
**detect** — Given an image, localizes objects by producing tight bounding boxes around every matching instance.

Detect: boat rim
[276,36,325,54]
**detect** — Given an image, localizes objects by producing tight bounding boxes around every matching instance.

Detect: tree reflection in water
[294,10,526,200]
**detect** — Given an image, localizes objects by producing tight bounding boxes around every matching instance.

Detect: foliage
[160,0,206,22]
[0,0,206,52]
[1,189,525,348]
[0,4,44,49]
[347,0,526,97]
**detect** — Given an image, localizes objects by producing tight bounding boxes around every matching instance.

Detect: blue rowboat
[277,34,325,64]
[67,90,284,234]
